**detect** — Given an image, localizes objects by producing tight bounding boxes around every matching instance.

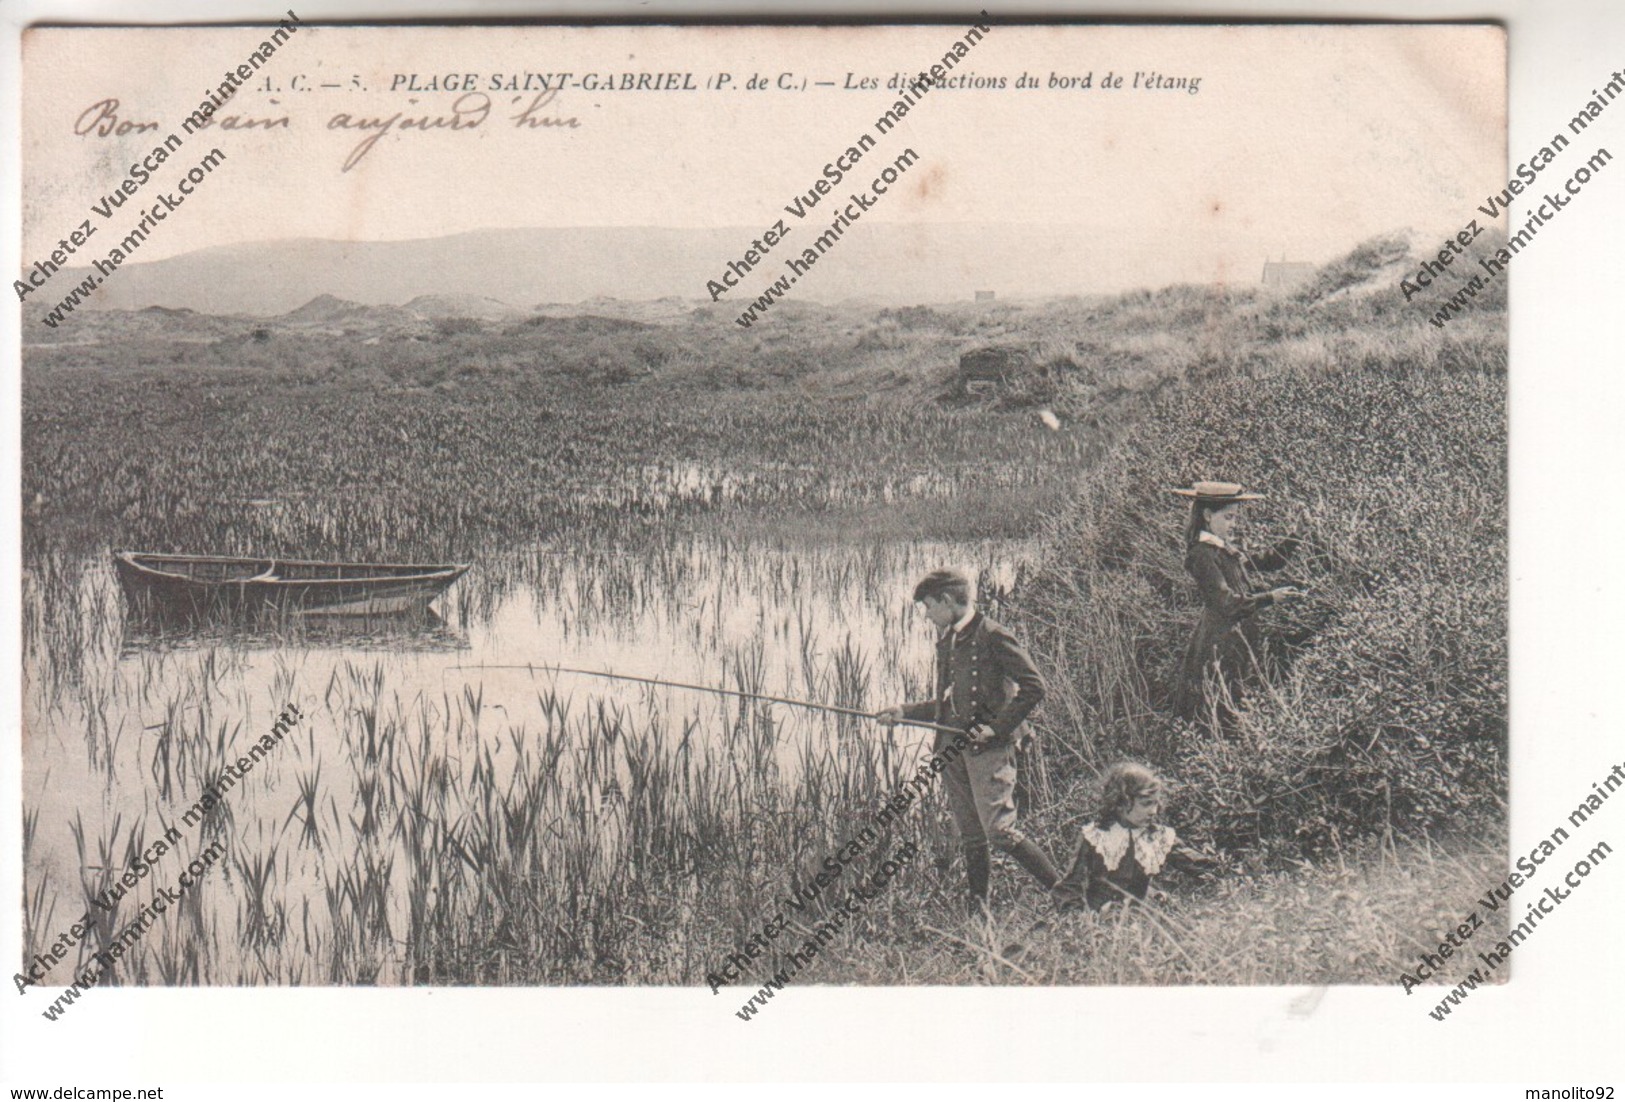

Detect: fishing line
[445,662,964,736]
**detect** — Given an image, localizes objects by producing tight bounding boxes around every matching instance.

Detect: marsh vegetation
[22,237,1507,988]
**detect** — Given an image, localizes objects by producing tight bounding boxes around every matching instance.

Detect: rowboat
[113,550,471,616]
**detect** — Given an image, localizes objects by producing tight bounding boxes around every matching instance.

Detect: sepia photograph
[2,0,1620,1091]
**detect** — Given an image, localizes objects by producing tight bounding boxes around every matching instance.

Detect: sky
[20,23,1506,290]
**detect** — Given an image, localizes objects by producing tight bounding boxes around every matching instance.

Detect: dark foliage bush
[1018,349,1506,858]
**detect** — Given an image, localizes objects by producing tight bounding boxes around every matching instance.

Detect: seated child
[1052,761,1215,910]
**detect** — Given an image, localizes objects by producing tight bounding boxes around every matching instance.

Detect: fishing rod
[446,662,966,736]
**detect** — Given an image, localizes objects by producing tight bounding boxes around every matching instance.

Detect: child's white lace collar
[1079,821,1178,874]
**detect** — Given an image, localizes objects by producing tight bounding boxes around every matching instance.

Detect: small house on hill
[1262,261,1316,288]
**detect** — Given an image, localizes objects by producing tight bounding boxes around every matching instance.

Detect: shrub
[434,317,482,337]
[1016,347,1506,858]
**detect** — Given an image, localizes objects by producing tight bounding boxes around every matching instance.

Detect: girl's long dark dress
[1173,533,1296,722]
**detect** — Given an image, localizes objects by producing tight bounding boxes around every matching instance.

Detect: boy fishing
[876,568,1061,916]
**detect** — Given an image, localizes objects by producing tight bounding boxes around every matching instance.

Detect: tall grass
[21,375,1088,569]
[1014,288,1506,859]
[21,236,1506,985]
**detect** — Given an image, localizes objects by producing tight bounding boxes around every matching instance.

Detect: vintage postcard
[3,4,1620,1088]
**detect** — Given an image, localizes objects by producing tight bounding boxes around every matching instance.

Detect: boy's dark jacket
[902,610,1045,749]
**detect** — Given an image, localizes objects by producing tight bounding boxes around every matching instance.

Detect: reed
[20,239,1502,987]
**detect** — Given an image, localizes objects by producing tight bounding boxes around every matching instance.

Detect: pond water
[22,532,1039,985]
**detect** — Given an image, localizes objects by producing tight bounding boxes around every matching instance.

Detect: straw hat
[1167,481,1265,502]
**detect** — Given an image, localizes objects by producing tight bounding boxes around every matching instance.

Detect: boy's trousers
[941,740,1023,849]
[939,741,1059,895]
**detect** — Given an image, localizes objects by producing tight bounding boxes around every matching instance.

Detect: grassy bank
[21,234,1508,988]
[1013,257,1506,860]
[719,829,1509,989]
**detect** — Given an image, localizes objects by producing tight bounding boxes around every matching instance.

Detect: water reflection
[22,534,1037,986]
[121,606,470,656]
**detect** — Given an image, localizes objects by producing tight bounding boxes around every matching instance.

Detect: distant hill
[404,294,530,321]
[535,297,697,324]
[45,224,1355,317]
[25,233,1499,395]
[23,233,1503,423]
[285,294,378,323]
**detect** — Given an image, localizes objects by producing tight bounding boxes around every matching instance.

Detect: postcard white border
[2,0,1620,1087]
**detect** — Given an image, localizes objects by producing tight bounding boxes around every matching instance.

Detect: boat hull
[113,551,470,617]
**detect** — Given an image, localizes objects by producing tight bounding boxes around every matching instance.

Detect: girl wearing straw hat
[1169,481,1305,728]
